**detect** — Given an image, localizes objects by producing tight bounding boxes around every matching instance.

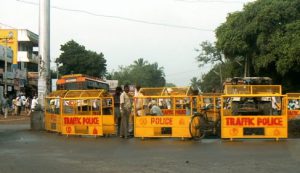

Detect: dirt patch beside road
[0,115,30,124]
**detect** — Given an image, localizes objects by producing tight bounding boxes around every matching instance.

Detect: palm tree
[133,58,148,67]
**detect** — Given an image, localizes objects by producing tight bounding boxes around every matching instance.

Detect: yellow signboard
[135,116,191,138]
[0,29,18,64]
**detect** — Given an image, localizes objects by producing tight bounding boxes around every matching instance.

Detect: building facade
[0,28,39,98]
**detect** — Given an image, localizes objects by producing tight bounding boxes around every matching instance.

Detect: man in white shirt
[135,86,148,116]
[28,96,38,116]
[16,95,22,116]
[120,85,132,139]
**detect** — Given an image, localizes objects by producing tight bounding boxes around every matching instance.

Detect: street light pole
[38,0,50,107]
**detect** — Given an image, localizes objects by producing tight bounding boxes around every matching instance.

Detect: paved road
[0,121,300,173]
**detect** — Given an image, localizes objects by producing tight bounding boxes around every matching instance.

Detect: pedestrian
[25,97,31,115]
[120,84,132,139]
[21,94,26,112]
[2,95,9,118]
[16,95,22,116]
[28,96,38,116]
[12,97,17,116]
[135,86,148,116]
[114,86,122,136]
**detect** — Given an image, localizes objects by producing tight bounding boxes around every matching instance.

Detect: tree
[216,0,300,91]
[197,62,243,92]
[55,40,107,78]
[195,41,224,67]
[50,70,58,79]
[110,58,166,87]
[190,77,201,90]
[165,83,176,87]
[194,41,243,91]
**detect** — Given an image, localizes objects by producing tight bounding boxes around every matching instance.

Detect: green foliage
[190,77,201,90]
[215,0,300,91]
[50,70,58,79]
[199,62,243,92]
[55,40,107,78]
[194,39,244,92]
[195,41,224,67]
[110,58,166,87]
[165,83,176,87]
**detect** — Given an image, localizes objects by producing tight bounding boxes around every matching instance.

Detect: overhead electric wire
[15,0,213,32]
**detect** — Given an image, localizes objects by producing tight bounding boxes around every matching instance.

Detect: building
[18,29,39,96]
[0,45,13,98]
[0,28,39,97]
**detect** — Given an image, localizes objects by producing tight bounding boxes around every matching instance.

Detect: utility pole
[38,0,50,107]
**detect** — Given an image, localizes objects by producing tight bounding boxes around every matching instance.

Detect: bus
[56,74,109,91]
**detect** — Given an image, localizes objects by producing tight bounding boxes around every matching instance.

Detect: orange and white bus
[56,74,109,91]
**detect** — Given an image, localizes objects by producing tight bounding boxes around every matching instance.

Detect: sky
[0,0,255,86]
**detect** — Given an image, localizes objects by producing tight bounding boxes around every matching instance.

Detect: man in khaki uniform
[120,84,132,138]
[135,86,148,116]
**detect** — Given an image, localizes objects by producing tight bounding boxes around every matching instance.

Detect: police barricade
[60,90,114,136]
[191,93,222,138]
[286,93,300,120]
[101,96,115,135]
[45,90,68,132]
[134,87,198,139]
[199,93,222,122]
[221,85,287,140]
[286,93,300,136]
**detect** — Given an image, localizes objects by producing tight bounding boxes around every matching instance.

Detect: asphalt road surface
[1,121,300,173]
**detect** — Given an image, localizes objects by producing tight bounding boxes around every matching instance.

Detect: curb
[0,117,30,122]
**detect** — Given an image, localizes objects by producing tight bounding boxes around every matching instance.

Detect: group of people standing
[1,94,38,118]
[113,84,165,139]
[114,85,132,139]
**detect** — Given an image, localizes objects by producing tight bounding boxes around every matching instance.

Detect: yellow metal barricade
[198,93,222,122]
[58,90,114,136]
[101,96,115,135]
[134,87,198,139]
[286,93,300,120]
[45,90,68,132]
[221,85,288,140]
[224,85,282,95]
